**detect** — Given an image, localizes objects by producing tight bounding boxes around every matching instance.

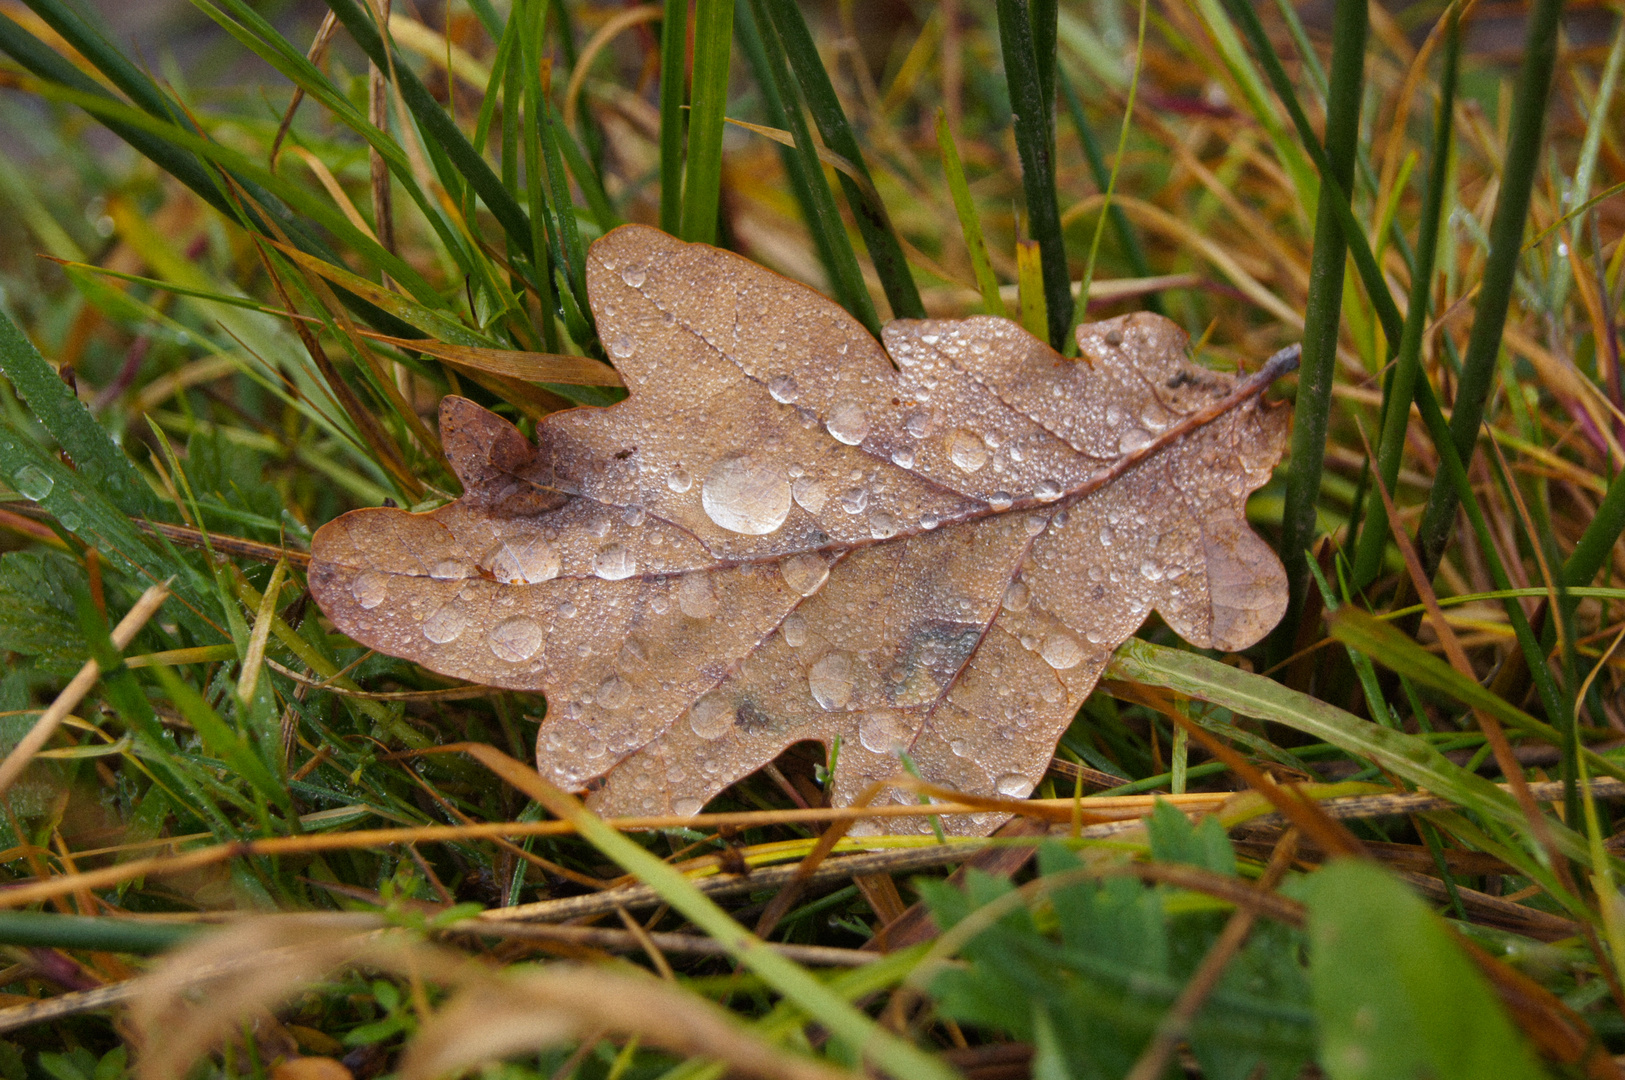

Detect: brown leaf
[309,225,1292,834]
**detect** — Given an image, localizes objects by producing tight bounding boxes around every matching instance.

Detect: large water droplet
[609,334,636,359]
[1034,479,1062,502]
[11,464,53,501]
[678,571,719,619]
[422,603,469,644]
[868,509,898,539]
[673,797,703,816]
[597,674,633,710]
[1002,581,1030,612]
[782,612,808,646]
[838,487,869,515]
[667,467,693,493]
[621,266,646,287]
[904,410,933,438]
[702,456,791,535]
[792,476,829,514]
[486,538,560,584]
[809,651,855,711]
[826,401,870,445]
[1118,428,1154,454]
[1139,559,1164,582]
[1099,526,1116,547]
[689,692,735,739]
[593,544,638,580]
[946,429,989,472]
[890,446,916,469]
[995,772,1031,797]
[859,710,907,754]
[1041,633,1083,670]
[351,571,388,609]
[490,616,544,661]
[768,375,799,403]
[987,491,1013,510]
[780,552,829,597]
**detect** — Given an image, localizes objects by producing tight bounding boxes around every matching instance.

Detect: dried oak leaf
[309,225,1293,835]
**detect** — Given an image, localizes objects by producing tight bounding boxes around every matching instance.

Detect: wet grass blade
[681,0,733,244]
[936,111,1005,316]
[658,0,687,235]
[1271,0,1367,654]
[761,0,924,320]
[740,0,879,336]
[1416,0,1566,573]
[996,0,1070,348]
[1350,10,1460,589]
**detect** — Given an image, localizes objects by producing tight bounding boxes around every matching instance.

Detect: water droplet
[490,616,544,662]
[621,266,646,287]
[859,710,907,754]
[11,465,53,501]
[678,572,719,618]
[792,476,829,514]
[1024,515,1048,536]
[920,511,941,530]
[56,510,81,532]
[609,334,636,359]
[987,491,1013,510]
[1118,428,1154,453]
[780,552,829,596]
[623,505,646,527]
[839,486,869,514]
[868,509,898,539]
[674,796,703,816]
[1035,479,1062,502]
[422,603,469,644]
[702,456,791,535]
[826,400,870,445]
[1099,526,1116,547]
[689,692,735,739]
[650,592,670,614]
[557,599,578,618]
[1139,559,1165,582]
[593,544,638,580]
[1105,404,1124,426]
[890,446,915,468]
[995,773,1030,797]
[946,429,989,472]
[904,410,933,438]
[782,612,808,646]
[486,538,560,584]
[1041,633,1084,670]
[597,674,633,710]
[351,571,388,609]
[425,558,468,581]
[768,375,799,403]
[1002,581,1030,612]
[666,467,694,493]
[1104,328,1124,347]
[809,651,855,711]
[588,514,612,539]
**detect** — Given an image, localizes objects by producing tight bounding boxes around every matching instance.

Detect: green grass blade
[0,310,165,520]
[996,0,1071,349]
[150,664,292,814]
[761,0,924,321]
[1271,0,1367,654]
[681,0,733,244]
[1415,0,1566,573]
[0,911,205,954]
[659,0,688,234]
[935,111,1005,316]
[1564,466,1625,588]
[740,0,879,336]
[1350,10,1460,589]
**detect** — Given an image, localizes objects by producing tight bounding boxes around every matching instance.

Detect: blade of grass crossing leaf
[740,0,879,337]
[1057,67,1160,316]
[935,111,1006,316]
[659,0,688,234]
[996,0,1071,349]
[681,0,733,244]
[1271,0,1367,656]
[460,743,960,1080]
[1351,9,1459,589]
[1415,0,1564,574]
[761,0,923,321]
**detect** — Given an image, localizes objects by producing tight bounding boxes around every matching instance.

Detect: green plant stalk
[1551,7,1625,313]
[658,0,688,234]
[1564,466,1625,589]
[740,0,879,336]
[1057,66,1160,315]
[1017,240,1048,340]
[0,910,206,954]
[760,0,924,321]
[1416,0,1565,574]
[1273,0,1367,655]
[996,0,1071,349]
[935,110,1006,316]
[1350,9,1459,588]
[681,0,733,244]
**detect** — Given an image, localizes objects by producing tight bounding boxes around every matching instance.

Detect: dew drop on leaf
[946,430,989,472]
[702,456,792,535]
[859,710,907,753]
[768,375,799,403]
[666,467,693,493]
[1041,633,1084,670]
[593,544,638,580]
[809,651,855,711]
[689,692,735,739]
[486,539,560,584]
[351,571,389,609]
[677,571,719,619]
[779,553,830,597]
[995,773,1031,797]
[489,616,544,662]
[826,401,870,445]
[792,476,829,513]
[422,603,469,644]
[11,465,53,501]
